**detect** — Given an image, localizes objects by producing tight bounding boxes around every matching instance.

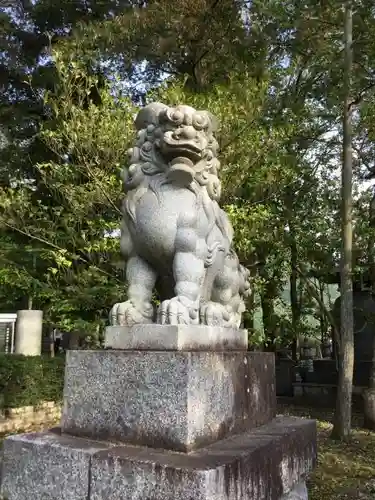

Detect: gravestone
[0,103,316,499]
[14,309,43,356]
[333,290,375,362]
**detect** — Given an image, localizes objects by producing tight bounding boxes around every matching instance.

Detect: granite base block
[0,417,316,500]
[61,350,276,452]
[0,429,112,500]
[89,416,316,500]
[105,324,248,351]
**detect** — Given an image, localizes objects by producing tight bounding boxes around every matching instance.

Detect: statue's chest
[135,184,197,220]
[131,185,199,258]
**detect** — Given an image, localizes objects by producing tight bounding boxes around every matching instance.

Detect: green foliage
[0,0,140,333]
[0,46,138,332]
[0,355,65,409]
[1,0,375,349]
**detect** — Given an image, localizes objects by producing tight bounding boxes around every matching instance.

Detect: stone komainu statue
[110,103,250,328]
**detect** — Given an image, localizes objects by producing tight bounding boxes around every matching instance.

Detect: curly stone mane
[123,102,222,201]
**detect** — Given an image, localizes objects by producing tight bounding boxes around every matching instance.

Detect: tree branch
[295,264,339,345]
[348,81,375,110]
[1,221,122,283]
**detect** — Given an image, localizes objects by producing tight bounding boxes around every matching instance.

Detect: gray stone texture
[0,428,112,500]
[109,103,251,329]
[105,324,248,351]
[89,416,316,500]
[61,349,276,452]
[0,417,315,500]
[281,481,308,500]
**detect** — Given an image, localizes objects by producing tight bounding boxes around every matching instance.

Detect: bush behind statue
[0,354,65,409]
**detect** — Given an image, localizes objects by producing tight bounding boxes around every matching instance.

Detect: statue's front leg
[110,254,157,326]
[157,215,205,325]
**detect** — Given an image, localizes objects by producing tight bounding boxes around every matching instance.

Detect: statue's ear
[135,102,168,130]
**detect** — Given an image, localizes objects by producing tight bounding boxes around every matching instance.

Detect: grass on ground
[279,404,375,500]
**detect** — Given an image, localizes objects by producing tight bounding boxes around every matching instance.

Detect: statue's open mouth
[161,139,203,163]
[165,156,197,186]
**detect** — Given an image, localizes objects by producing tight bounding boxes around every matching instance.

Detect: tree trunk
[28,253,37,310]
[318,281,326,343]
[363,331,375,429]
[368,192,375,288]
[331,1,354,441]
[290,234,300,360]
[49,326,55,358]
[363,189,375,428]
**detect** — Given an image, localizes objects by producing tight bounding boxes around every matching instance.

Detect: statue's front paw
[157,297,198,325]
[109,300,154,326]
[200,302,233,327]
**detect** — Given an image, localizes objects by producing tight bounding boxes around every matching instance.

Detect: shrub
[0,354,65,409]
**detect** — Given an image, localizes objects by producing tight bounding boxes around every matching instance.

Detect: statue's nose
[173,126,197,140]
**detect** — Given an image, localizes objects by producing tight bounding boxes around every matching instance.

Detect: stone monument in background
[14,309,43,356]
[0,103,316,499]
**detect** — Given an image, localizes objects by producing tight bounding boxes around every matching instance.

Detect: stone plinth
[1,417,316,500]
[105,324,248,351]
[0,429,111,500]
[61,349,276,452]
[0,324,316,499]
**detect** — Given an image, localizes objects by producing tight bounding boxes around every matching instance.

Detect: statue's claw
[109,300,154,326]
[199,302,233,327]
[157,297,198,325]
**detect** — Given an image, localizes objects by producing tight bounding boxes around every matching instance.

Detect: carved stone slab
[89,417,316,500]
[0,417,316,500]
[0,429,112,500]
[104,324,248,351]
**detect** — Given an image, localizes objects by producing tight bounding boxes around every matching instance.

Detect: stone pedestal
[1,325,316,499]
[61,349,276,451]
[14,309,43,356]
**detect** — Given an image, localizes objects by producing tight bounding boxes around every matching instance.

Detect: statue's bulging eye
[192,113,208,130]
[172,111,184,122]
[166,107,184,125]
